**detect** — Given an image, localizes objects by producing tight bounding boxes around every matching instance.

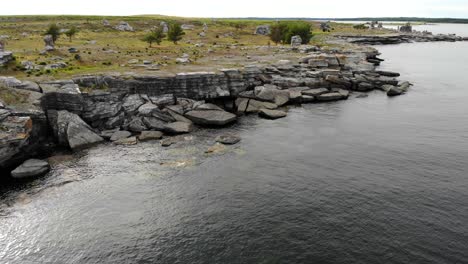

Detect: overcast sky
[2,0,468,18]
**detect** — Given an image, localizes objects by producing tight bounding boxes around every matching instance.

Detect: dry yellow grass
[0,15,391,80]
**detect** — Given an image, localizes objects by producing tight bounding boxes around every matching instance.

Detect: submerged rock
[387,82,411,97]
[259,109,287,119]
[216,134,241,145]
[205,143,227,154]
[11,159,50,179]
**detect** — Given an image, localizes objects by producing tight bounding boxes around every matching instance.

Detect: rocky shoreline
[0,44,412,181]
[335,32,468,45]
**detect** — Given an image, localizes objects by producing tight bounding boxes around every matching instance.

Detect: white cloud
[1,0,468,18]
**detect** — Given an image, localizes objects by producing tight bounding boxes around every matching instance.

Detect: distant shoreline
[0,15,467,24]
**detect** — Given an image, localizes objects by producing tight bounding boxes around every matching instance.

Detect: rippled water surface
[1,42,468,263]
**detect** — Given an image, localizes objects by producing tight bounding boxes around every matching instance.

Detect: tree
[270,23,288,45]
[167,23,185,44]
[44,24,61,42]
[142,27,166,47]
[65,26,78,42]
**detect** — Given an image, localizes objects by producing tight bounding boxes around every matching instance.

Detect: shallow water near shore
[2,40,468,263]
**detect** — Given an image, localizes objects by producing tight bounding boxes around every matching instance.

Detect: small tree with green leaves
[65,26,78,42]
[167,23,185,44]
[44,23,61,42]
[142,27,165,47]
[270,23,288,45]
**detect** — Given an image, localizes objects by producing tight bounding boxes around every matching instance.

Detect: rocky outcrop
[2,44,413,180]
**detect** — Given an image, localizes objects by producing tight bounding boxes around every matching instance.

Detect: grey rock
[149,94,175,108]
[11,159,50,179]
[41,82,84,114]
[115,21,134,32]
[254,25,270,35]
[48,110,104,150]
[377,71,400,77]
[195,103,223,111]
[0,77,41,93]
[291,35,303,46]
[122,94,145,114]
[301,95,316,103]
[110,131,132,142]
[254,86,290,106]
[185,110,237,126]
[0,108,9,120]
[43,35,54,51]
[126,117,148,132]
[138,102,158,116]
[164,122,193,134]
[160,137,176,147]
[139,131,163,141]
[142,116,167,131]
[236,98,278,113]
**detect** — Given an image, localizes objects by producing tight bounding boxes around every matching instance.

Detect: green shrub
[65,26,78,42]
[269,22,312,45]
[142,27,166,47]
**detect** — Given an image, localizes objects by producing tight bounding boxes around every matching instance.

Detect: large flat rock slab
[185,110,237,126]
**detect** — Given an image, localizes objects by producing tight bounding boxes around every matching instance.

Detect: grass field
[0,15,392,80]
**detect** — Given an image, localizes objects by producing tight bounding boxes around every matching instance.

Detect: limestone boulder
[48,110,104,150]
